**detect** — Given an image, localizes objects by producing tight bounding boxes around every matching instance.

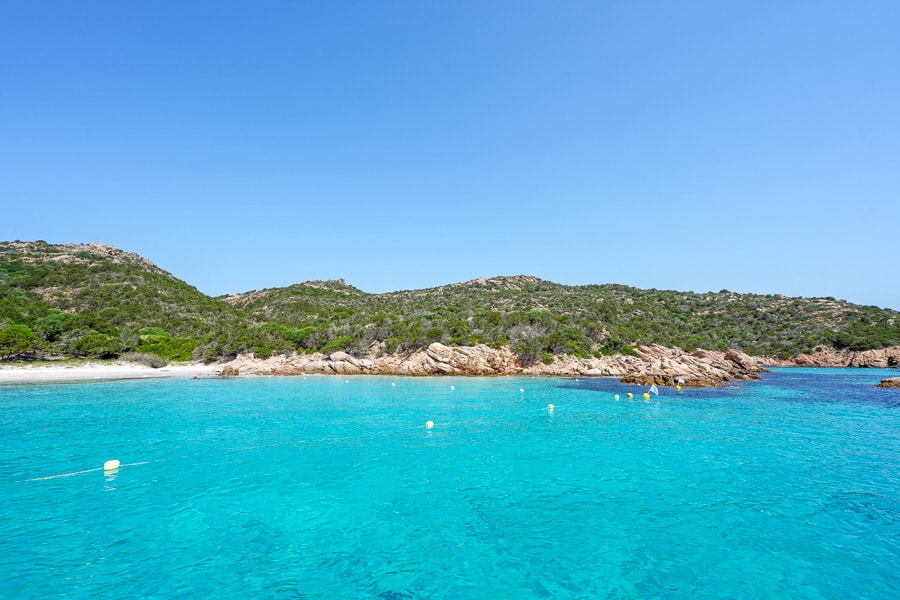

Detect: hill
[224,274,900,362]
[1,241,898,363]
[0,241,244,360]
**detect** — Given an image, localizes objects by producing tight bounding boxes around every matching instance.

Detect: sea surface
[1,369,899,599]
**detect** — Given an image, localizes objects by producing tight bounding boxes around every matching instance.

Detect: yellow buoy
[642,393,651,400]
[626,393,633,399]
[675,385,682,391]
[425,420,434,429]
[103,460,120,471]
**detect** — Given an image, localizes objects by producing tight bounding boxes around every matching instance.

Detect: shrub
[36,310,75,342]
[320,335,353,354]
[134,327,196,361]
[120,352,167,368]
[137,326,169,337]
[253,345,274,360]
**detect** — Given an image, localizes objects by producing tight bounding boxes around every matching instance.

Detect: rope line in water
[24,467,103,481]
[23,461,150,482]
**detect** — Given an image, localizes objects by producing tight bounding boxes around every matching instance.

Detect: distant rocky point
[782,347,900,369]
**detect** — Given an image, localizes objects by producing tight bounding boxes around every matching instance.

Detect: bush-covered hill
[225,275,900,362]
[1,241,898,363]
[0,241,244,361]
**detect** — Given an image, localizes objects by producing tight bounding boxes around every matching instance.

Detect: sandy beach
[0,362,221,384]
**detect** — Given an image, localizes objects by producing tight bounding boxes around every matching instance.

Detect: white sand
[0,362,221,383]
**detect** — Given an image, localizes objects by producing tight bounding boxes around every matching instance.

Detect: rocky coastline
[219,343,900,387]
[220,343,771,387]
[776,347,900,369]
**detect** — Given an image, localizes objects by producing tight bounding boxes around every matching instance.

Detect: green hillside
[0,241,244,361]
[225,275,900,362]
[1,241,898,363]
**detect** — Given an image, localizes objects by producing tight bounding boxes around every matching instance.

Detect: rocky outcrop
[220,343,773,387]
[877,377,900,388]
[781,347,900,368]
[619,346,768,387]
[220,365,240,377]
[848,348,900,368]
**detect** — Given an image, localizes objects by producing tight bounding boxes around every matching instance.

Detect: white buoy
[391,382,396,386]
[520,388,524,393]
[425,420,434,429]
[614,394,620,400]
[450,385,455,391]
[547,403,554,411]
[103,460,120,471]
[345,380,349,383]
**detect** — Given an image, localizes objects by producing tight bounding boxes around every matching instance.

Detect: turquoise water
[1,369,899,599]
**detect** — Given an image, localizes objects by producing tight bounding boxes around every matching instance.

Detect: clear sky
[2,2,898,309]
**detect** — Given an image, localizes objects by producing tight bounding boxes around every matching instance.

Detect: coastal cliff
[221,343,772,387]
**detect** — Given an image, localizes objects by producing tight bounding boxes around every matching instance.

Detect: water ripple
[1,373,898,598]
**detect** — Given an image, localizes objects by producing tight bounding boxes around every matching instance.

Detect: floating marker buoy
[391,382,396,386]
[675,385,681,391]
[425,420,434,429]
[520,388,524,393]
[345,380,349,383]
[450,385,455,391]
[626,393,633,399]
[548,404,554,411]
[103,460,120,471]
[642,393,651,400]
[614,394,620,400]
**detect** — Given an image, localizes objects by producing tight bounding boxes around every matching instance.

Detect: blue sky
[2,2,898,309]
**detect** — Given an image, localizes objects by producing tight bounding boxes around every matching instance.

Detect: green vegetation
[1,241,898,364]
[120,352,168,368]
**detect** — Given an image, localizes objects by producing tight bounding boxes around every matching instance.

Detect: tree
[68,332,121,359]
[36,310,75,342]
[0,324,36,359]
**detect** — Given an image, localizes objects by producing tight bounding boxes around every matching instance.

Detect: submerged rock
[877,377,900,388]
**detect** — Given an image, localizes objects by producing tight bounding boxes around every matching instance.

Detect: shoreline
[0,362,220,384]
[1,343,897,385]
